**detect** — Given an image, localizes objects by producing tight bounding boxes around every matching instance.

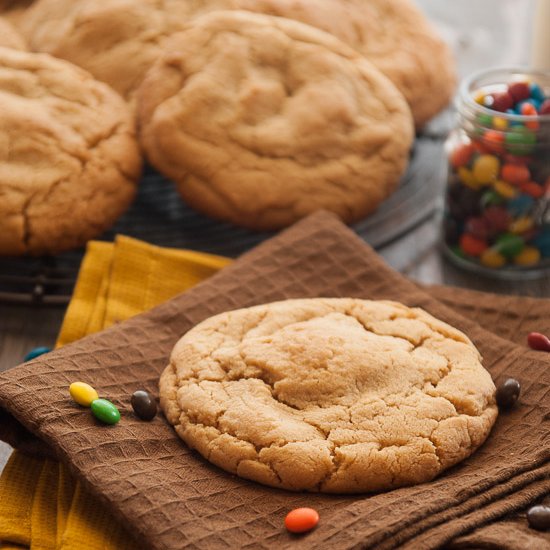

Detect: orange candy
[520,181,544,198]
[501,163,530,185]
[284,508,319,534]
[483,130,505,153]
[459,234,488,257]
[450,143,475,168]
[520,103,540,130]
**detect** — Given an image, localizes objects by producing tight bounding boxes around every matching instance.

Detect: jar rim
[459,66,550,122]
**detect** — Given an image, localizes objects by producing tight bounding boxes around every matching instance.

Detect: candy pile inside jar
[445,77,550,270]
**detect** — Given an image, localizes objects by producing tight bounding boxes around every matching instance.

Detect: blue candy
[529,82,545,103]
[533,229,550,258]
[507,195,535,217]
[506,108,523,126]
[23,346,51,362]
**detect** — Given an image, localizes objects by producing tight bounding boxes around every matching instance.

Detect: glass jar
[442,68,550,278]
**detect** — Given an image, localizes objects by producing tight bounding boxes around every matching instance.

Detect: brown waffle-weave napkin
[0,212,549,549]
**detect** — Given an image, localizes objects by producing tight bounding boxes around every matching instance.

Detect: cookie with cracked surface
[0,47,141,255]
[160,298,498,493]
[138,11,413,230]
[0,17,26,50]
[19,0,453,126]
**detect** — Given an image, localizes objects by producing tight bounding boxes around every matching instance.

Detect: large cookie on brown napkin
[161,298,497,492]
[19,0,454,125]
[139,11,413,230]
[0,212,548,549]
[0,47,141,255]
[0,16,25,49]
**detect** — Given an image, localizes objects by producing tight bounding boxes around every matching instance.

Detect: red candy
[483,206,511,232]
[465,217,491,240]
[501,163,530,185]
[284,508,319,534]
[520,181,544,198]
[491,91,514,112]
[527,332,550,352]
[450,143,475,168]
[508,82,530,103]
[459,234,488,257]
[540,99,550,115]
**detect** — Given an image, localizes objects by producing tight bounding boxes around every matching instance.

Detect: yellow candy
[514,247,541,266]
[494,180,518,199]
[473,155,500,185]
[492,116,508,131]
[69,382,99,407]
[474,91,486,105]
[509,216,534,234]
[458,167,482,190]
[480,249,506,269]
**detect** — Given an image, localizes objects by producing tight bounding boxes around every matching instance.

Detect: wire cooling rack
[0,115,450,305]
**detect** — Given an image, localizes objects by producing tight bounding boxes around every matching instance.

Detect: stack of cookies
[1,0,456,252]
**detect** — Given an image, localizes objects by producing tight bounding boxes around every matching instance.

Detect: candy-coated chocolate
[495,378,520,409]
[477,113,493,128]
[450,143,475,168]
[69,382,99,407]
[493,180,517,199]
[491,91,513,112]
[458,167,481,190]
[91,399,121,425]
[23,347,51,362]
[494,233,524,258]
[131,390,157,421]
[520,181,544,198]
[465,217,491,240]
[480,248,506,268]
[533,231,550,258]
[529,82,545,102]
[284,508,319,534]
[509,216,534,234]
[540,99,550,115]
[492,116,508,131]
[483,130,505,154]
[507,195,535,217]
[513,246,541,265]
[472,155,500,184]
[505,129,536,155]
[480,190,504,208]
[483,206,511,232]
[459,234,488,257]
[501,163,530,185]
[527,332,550,352]
[508,82,530,103]
[526,505,550,531]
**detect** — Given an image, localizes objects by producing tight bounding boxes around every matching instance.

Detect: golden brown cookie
[19,0,454,125]
[160,298,497,493]
[0,0,34,27]
[160,298,498,493]
[0,47,141,255]
[138,11,413,230]
[0,16,25,50]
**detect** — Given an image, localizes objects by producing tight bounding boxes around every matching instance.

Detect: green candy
[505,128,537,155]
[494,234,524,259]
[451,246,466,259]
[477,113,493,128]
[481,190,504,209]
[91,399,121,425]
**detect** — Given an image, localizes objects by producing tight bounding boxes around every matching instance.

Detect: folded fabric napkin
[0,236,230,550]
[0,213,548,549]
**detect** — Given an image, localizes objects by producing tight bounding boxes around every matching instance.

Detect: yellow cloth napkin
[0,236,230,549]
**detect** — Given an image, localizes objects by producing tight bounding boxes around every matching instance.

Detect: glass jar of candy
[443,68,550,277]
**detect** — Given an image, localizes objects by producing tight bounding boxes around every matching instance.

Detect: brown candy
[527,505,550,531]
[131,390,157,421]
[495,378,520,410]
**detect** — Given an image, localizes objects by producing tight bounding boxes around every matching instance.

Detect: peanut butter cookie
[160,298,497,493]
[138,11,413,230]
[0,16,25,50]
[0,48,141,255]
[19,0,454,125]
